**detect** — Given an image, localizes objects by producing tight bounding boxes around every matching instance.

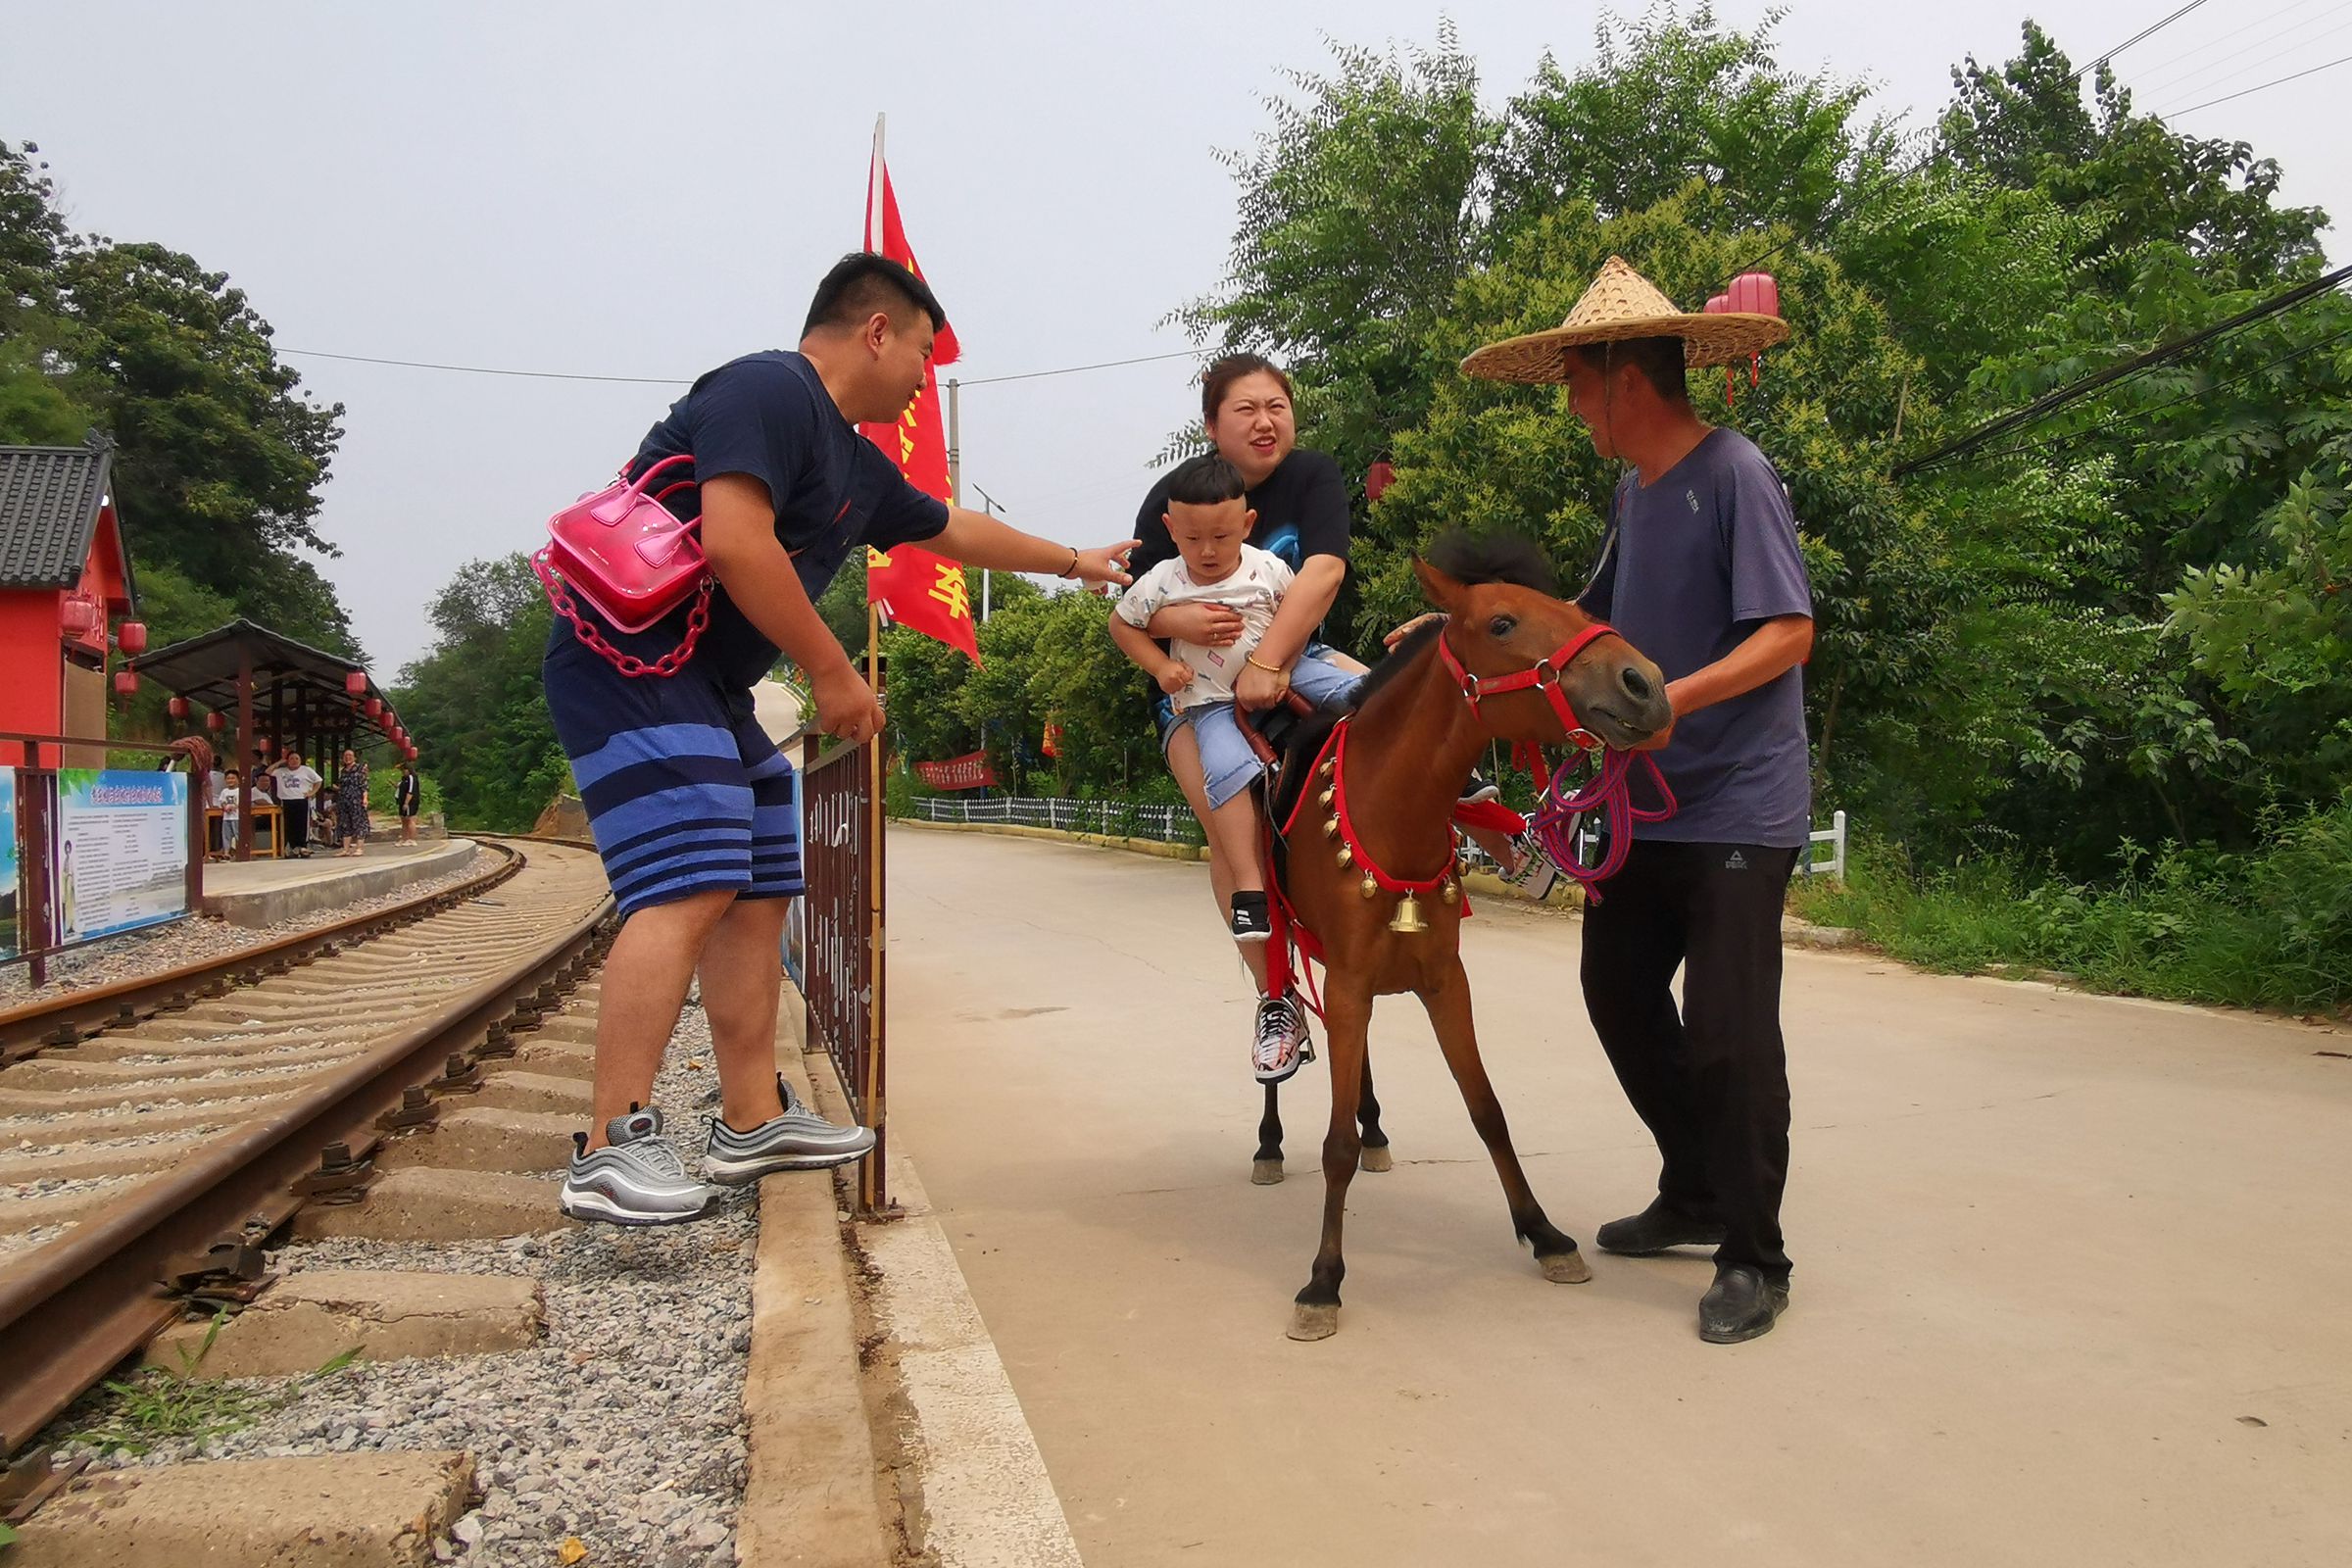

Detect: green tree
[396,555,567,831]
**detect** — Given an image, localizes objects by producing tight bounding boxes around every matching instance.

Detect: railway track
[0,836,615,1457]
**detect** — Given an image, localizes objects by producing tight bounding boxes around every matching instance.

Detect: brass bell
[1318,786,1336,809]
[1439,878,1459,906]
[1336,846,1353,869]
[1322,817,1341,839]
[1319,758,1336,780]
[1389,892,1429,934]
[1360,873,1380,900]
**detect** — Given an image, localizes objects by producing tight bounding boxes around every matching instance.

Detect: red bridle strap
[1436,620,1620,754]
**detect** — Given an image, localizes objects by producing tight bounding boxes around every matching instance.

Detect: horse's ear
[1413,558,1467,612]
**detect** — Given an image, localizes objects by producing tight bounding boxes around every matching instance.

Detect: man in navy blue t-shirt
[1464,256,1811,1343]
[541,254,1137,1226]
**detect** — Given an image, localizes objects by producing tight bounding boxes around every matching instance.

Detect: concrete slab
[467,1069,592,1115]
[11,1450,473,1567]
[291,1165,574,1243]
[738,1051,895,1568]
[513,1038,594,1081]
[374,1106,576,1173]
[883,827,2352,1568]
[145,1269,542,1377]
[0,1091,299,1143]
[201,839,478,928]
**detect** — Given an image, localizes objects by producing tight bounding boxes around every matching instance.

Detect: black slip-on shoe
[1594,1199,1728,1255]
[1698,1264,1789,1344]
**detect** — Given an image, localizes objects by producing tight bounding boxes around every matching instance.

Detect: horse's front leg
[1417,956,1591,1285]
[1291,983,1372,1341]
[1252,1081,1285,1186]
[1356,1053,1393,1173]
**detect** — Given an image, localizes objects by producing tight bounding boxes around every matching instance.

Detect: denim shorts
[1167,653,1363,809]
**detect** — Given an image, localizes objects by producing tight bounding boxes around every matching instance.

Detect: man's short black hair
[1568,336,1690,404]
[802,253,949,340]
[1163,453,1249,508]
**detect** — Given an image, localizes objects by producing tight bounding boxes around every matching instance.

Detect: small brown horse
[1263,539,1671,1341]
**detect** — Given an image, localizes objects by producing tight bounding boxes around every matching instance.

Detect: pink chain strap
[533,549,712,678]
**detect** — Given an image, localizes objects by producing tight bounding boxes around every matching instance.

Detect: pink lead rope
[1522,746,1676,903]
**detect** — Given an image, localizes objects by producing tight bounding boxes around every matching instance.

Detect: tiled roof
[0,445,113,589]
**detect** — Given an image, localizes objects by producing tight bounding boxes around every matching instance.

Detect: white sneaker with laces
[1501,833,1564,903]
[1251,994,1312,1084]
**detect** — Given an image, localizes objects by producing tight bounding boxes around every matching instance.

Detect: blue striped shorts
[543,643,801,919]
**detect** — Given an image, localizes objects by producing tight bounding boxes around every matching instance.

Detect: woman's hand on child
[1150,603,1246,647]
[1156,661,1194,696]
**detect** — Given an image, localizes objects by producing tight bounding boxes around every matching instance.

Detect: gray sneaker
[560,1105,719,1226]
[704,1075,876,1185]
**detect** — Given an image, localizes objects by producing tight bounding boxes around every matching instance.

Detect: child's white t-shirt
[1113,544,1297,710]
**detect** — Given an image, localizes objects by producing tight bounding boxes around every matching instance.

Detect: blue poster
[56,769,190,943]
[0,769,18,961]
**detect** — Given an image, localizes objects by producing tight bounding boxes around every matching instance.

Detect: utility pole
[971,483,1007,621]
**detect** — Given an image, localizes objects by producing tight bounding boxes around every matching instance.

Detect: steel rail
[0,846,616,1454]
[0,842,526,1063]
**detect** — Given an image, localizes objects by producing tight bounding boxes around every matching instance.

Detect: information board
[0,769,18,961]
[55,769,190,943]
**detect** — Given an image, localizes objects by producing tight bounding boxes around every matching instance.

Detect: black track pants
[1580,838,1799,1281]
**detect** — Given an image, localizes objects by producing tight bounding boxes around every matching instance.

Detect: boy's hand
[811,664,886,747]
[1156,660,1195,696]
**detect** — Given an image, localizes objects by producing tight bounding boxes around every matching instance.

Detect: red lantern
[365,698,383,718]
[406,746,418,761]
[345,670,368,697]
[1365,461,1396,504]
[168,696,190,720]
[1725,271,1781,318]
[60,596,99,636]
[116,620,148,655]
[206,710,227,733]
[112,668,139,698]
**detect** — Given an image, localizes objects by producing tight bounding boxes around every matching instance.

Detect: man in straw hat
[1464,256,1814,1344]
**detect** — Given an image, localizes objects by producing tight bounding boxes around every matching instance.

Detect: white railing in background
[910,794,1846,882]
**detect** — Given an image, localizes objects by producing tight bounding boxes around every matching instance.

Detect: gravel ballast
[47,1003,773,1568]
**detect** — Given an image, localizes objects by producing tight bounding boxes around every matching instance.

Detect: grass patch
[66,1309,360,1457]
[1789,795,2352,1017]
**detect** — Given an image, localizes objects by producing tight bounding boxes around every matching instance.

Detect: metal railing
[909,793,1206,846]
[801,733,887,1212]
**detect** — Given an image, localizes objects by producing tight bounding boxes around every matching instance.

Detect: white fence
[911,794,1205,845]
[910,794,1847,881]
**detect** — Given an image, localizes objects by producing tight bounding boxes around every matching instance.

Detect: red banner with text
[915,751,998,791]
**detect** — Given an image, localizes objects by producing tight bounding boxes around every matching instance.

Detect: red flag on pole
[859,118,980,663]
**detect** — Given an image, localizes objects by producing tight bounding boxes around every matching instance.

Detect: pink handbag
[533,454,714,678]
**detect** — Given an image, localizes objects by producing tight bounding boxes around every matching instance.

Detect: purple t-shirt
[1582,427,1813,848]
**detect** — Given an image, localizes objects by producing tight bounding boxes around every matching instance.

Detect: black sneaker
[1459,772,1501,806]
[1230,891,1273,944]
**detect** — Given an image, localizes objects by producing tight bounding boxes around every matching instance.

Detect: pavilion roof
[125,618,396,738]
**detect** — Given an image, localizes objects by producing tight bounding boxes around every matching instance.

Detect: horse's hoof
[1358,1145,1394,1174]
[1541,1250,1593,1285]
[1250,1159,1284,1186]
[1288,1302,1340,1341]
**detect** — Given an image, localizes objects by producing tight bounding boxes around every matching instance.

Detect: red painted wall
[0,587,66,748]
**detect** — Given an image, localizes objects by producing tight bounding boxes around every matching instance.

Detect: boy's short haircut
[1163,452,1249,509]
[803,253,949,339]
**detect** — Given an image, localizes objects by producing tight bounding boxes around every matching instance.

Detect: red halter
[1436,619,1620,755]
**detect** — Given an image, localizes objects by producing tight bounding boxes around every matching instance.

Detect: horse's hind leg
[1253,1082,1285,1186]
[1291,984,1372,1340]
[1417,957,1590,1285]
[1357,1054,1393,1173]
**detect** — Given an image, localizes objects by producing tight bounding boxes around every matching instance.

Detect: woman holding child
[1121,356,1362,1085]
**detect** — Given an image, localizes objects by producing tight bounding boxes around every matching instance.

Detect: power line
[2166,50,2352,117]
[2129,0,2334,98]
[1968,314,2352,466]
[2149,14,2352,110]
[280,343,1211,390]
[2070,0,2215,82]
[2128,0,2325,89]
[1893,261,2352,475]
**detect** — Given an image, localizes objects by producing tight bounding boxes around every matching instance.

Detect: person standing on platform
[1462,256,1812,1346]
[539,253,1135,1227]
[334,749,369,858]
[396,761,423,848]
[273,751,322,858]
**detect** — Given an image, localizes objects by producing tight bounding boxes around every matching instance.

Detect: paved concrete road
[885,826,2351,1568]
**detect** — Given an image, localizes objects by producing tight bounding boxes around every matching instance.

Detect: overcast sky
[7,1,2344,672]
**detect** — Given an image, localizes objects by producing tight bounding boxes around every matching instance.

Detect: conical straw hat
[1460,255,1788,383]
